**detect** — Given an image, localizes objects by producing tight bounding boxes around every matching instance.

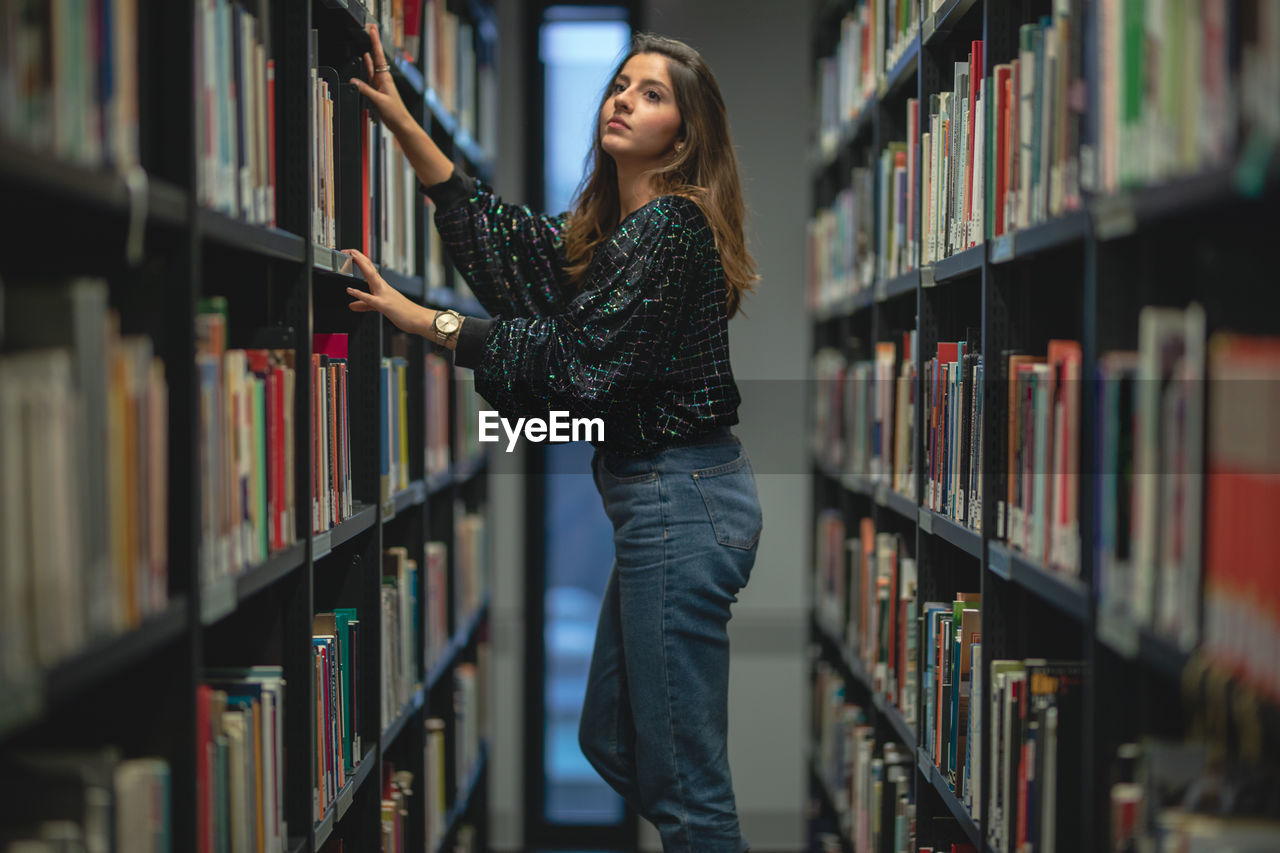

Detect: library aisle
[0,1,1277,852]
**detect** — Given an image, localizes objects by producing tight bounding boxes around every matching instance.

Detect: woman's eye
[645,90,660,101]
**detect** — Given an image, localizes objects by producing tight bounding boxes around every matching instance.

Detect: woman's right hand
[351,23,415,136]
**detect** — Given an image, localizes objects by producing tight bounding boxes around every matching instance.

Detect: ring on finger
[374,64,391,74]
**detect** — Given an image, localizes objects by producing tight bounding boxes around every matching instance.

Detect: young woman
[344,24,761,853]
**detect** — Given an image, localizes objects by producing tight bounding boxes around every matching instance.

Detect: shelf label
[875,483,888,506]
[201,576,237,626]
[988,546,1012,580]
[1094,194,1136,240]
[918,508,934,534]
[381,498,396,520]
[313,530,332,561]
[991,234,1013,263]
[920,265,936,288]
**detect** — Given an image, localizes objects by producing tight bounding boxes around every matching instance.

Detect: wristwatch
[431,308,464,346]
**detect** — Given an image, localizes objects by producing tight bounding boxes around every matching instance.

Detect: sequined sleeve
[468,195,712,422]
[430,174,572,319]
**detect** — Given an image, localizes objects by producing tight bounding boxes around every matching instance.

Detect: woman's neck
[615,164,660,222]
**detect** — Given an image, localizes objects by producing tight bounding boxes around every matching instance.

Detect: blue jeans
[580,428,762,853]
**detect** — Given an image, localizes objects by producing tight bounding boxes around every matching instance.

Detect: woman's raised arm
[351,23,453,190]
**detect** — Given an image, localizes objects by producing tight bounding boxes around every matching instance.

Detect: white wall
[487,0,812,849]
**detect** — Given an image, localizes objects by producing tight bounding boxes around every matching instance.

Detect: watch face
[436,312,461,334]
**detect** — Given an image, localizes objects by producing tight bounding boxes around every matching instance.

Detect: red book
[313,333,349,360]
[965,40,983,235]
[1047,340,1082,565]
[994,65,1012,235]
[196,685,212,853]
[1205,334,1280,700]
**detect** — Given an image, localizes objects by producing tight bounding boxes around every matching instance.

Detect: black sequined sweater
[424,170,741,457]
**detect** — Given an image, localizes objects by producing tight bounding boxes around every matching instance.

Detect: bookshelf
[808,2,1280,852]
[0,1,499,852]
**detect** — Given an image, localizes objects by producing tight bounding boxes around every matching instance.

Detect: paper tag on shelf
[1093,193,1136,240]
[382,498,396,520]
[991,233,1013,263]
[201,576,237,625]
[918,508,933,534]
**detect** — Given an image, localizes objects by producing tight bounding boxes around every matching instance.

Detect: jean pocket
[600,452,657,484]
[692,452,763,550]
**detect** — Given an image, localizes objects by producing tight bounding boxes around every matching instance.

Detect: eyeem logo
[478,411,605,452]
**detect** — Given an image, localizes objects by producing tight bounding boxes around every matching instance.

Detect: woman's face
[599,52,683,167]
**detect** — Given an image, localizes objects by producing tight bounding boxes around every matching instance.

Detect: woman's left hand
[341,248,429,337]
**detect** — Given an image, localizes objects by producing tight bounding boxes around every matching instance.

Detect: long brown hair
[562,33,757,319]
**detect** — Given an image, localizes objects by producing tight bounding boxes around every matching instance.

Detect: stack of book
[1097,1,1279,193]
[806,168,875,311]
[378,126,418,277]
[381,355,411,504]
[812,661,917,851]
[813,509,849,638]
[878,99,920,281]
[380,761,415,853]
[425,541,450,670]
[0,748,170,852]
[923,333,983,530]
[812,348,849,472]
[997,341,1082,573]
[313,609,362,819]
[921,594,982,802]
[1110,737,1280,850]
[922,40,985,264]
[423,0,495,146]
[381,547,420,730]
[454,507,488,620]
[883,0,919,74]
[986,8,1084,239]
[425,351,452,477]
[856,527,918,719]
[813,2,880,157]
[454,659,481,789]
[197,666,288,853]
[811,333,916,492]
[313,333,353,534]
[196,0,277,225]
[0,0,141,169]
[1204,332,1280,696]
[197,298,298,585]
[424,717,447,850]
[1096,306,1205,650]
[2,279,169,680]
[312,50,337,249]
[983,660,1084,853]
